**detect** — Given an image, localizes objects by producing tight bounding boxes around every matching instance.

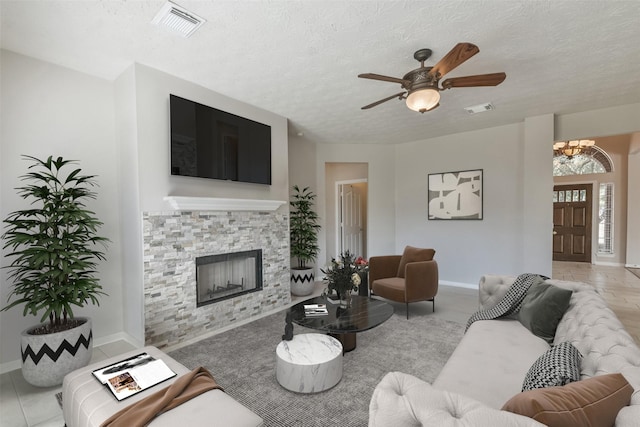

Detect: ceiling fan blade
[361,92,406,110]
[441,72,506,89]
[358,73,411,86]
[428,43,480,78]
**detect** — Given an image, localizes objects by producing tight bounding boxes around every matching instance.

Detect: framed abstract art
[428,169,483,220]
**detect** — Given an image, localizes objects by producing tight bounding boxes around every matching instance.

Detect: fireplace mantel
[163,196,286,212]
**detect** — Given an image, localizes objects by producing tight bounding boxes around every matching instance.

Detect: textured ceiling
[2,0,640,145]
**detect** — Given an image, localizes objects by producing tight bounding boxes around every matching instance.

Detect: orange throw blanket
[100,366,223,427]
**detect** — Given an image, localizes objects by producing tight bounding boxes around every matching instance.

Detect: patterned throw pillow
[522,341,582,391]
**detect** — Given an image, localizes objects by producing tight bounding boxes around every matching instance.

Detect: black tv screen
[170,94,272,185]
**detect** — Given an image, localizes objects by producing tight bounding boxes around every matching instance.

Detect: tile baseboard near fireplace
[143,207,290,350]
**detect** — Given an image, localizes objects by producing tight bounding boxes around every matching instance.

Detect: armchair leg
[406,302,409,320]
[432,298,435,312]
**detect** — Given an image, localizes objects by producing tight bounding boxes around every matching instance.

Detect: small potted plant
[2,155,109,387]
[321,250,364,308]
[289,185,321,296]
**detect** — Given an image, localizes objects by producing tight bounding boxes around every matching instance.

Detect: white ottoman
[275,334,343,393]
[62,346,263,427]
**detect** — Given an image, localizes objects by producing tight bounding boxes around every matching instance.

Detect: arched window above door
[553,146,613,176]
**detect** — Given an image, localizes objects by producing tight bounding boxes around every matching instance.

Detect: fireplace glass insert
[196,249,262,307]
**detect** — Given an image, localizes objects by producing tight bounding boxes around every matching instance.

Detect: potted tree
[289,185,321,296]
[2,155,109,387]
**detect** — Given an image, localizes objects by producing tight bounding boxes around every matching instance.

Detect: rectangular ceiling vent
[152,1,205,38]
[464,103,494,114]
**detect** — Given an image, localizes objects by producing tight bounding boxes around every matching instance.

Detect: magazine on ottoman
[92,352,176,401]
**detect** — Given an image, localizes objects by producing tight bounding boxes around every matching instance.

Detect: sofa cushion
[503,373,633,427]
[517,283,572,344]
[371,371,546,427]
[522,342,582,391]
[434,319,550,409]
[396,246,434,278]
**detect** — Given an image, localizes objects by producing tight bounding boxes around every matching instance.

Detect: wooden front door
[553,184,592,262]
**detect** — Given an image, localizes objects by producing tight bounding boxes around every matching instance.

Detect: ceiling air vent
[152,1,205,38]
[464,102,494,114]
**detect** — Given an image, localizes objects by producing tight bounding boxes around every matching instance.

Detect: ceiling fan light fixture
[406,88,440,113]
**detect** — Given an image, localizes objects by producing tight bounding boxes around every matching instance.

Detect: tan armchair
[368,246,438,319]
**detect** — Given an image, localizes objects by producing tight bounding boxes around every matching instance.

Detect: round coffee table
[289,296,394,352]
[275,333,343,393]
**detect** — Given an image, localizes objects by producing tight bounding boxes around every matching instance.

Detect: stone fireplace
[142,199,289,349]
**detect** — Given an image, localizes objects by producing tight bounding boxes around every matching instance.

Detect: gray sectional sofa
[369,275,640,426]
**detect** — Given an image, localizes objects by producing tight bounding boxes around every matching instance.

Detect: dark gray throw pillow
[522,341,582,391]
[517,283,573,344]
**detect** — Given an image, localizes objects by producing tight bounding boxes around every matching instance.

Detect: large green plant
[2,155,109,333]
[289,185,321,269]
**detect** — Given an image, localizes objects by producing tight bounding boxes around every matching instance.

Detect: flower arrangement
[321,251,368,299]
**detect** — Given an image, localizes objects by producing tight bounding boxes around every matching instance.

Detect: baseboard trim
[93,331,142,349]
[0,359,21,375]
[594,261,625,267]
[439,280,478,290]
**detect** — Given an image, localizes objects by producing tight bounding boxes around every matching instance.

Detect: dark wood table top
[290,295,394,334]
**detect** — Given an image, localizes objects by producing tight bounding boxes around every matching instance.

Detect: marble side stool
[275,333,343,393]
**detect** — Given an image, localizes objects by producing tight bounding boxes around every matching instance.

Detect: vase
[290,267,315,296]
[339,290,352,308]
[20,317,93,387]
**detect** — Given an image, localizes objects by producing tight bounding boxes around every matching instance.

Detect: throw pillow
[517,283,573,344]
[522,341,581,391]
[396,246,435,278]
[503,373,633,427]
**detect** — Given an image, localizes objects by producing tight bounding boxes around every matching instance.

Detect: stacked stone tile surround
[143,209,291,349]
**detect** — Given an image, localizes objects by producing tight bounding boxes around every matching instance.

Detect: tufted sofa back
[479,275,640,424]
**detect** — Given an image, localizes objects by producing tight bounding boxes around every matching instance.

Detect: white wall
[298,105,640,288]
[315,144,397,274]
[522,114,555,275]
[120,63,290,344]
[555,103,640,140]
[0,52,290,368]
[114,65,144,346]
[132,64,289,213]
[626,132,640,267]
[395,123,536,285]
[0,50,124,367]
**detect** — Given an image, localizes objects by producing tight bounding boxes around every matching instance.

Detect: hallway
[552,261,640,345]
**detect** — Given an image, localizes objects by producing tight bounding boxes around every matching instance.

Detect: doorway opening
[325,163,368,262]
[337,180,367,257]
[552,140,619,264]
[552,184,592,263]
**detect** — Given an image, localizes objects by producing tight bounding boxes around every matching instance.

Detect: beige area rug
[168,308,465,427]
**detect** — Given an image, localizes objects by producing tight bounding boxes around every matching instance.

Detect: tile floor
[1,263,637,427]
[552,261,640,344]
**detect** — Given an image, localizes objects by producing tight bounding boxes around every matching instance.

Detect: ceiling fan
[358,42,506,113]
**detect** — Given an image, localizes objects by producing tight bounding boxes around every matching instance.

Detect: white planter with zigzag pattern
[290,267,315,296]
[20,317,92,387]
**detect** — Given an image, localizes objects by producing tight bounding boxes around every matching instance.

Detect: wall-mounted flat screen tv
[170,94,272,185]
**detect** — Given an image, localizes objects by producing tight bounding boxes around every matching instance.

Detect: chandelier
[553,140,595,158]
